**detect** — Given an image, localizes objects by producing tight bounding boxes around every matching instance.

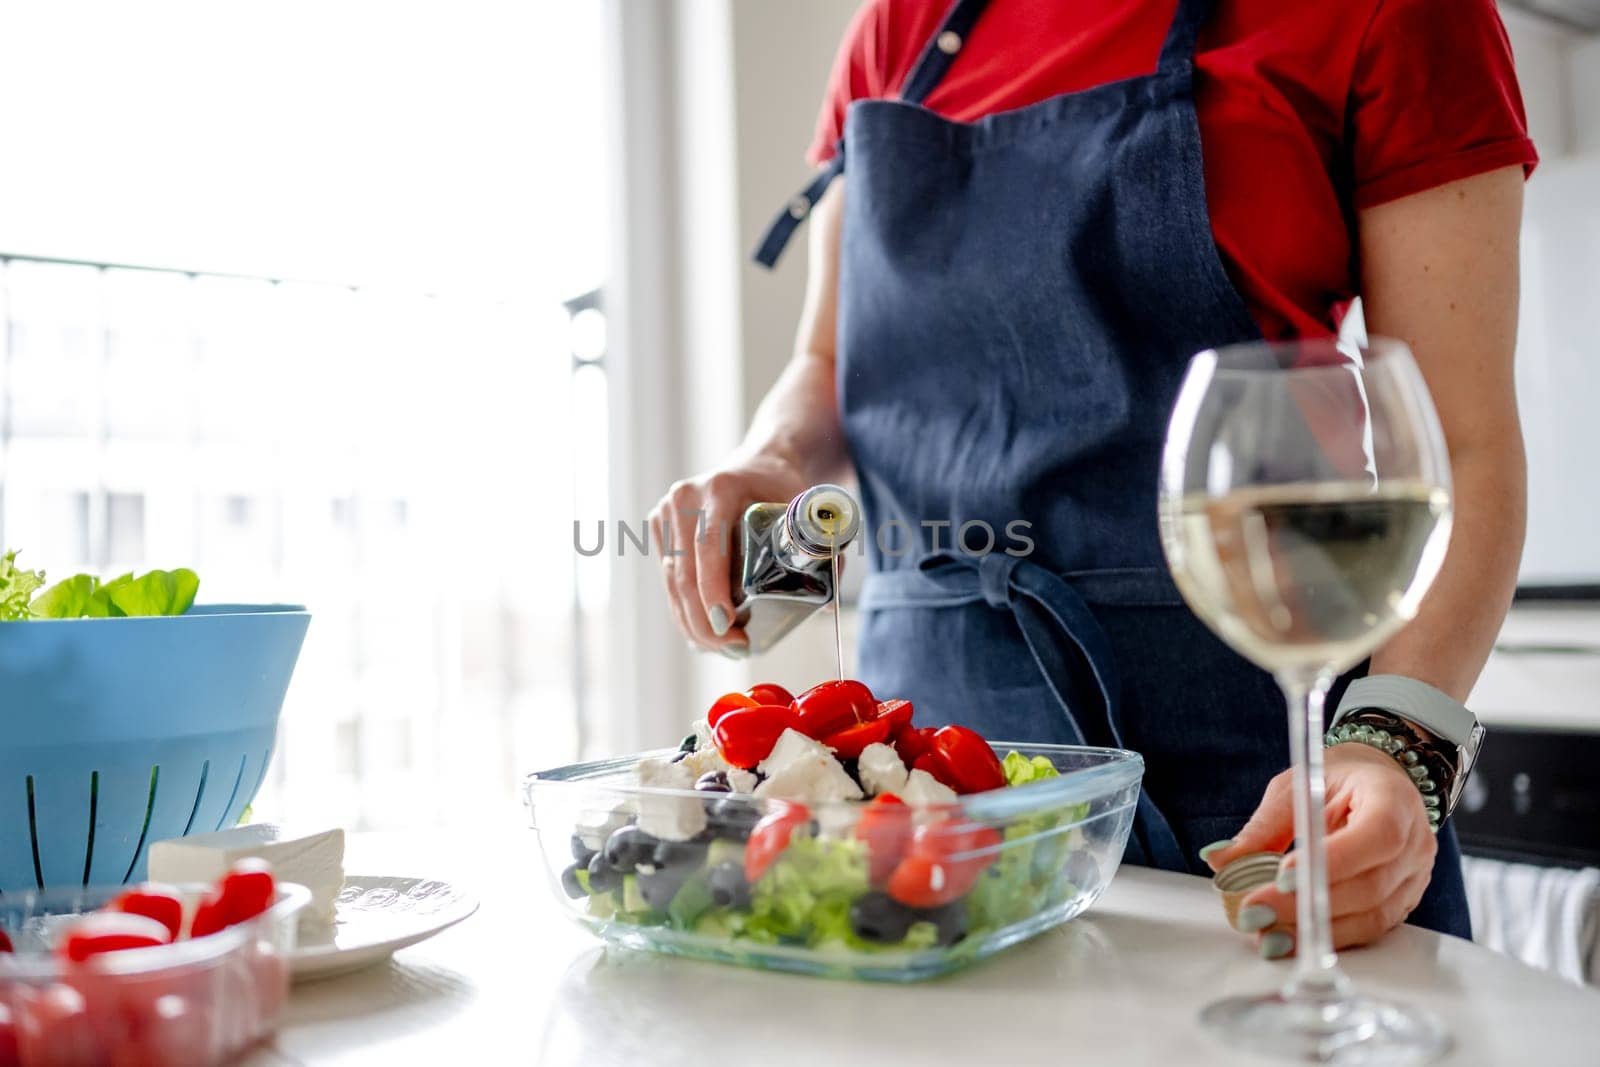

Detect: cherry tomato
[0,927,11,953]
[895,726,938,769]
[15,984,96,1066]
[928,725,1007,794]
[792,680,877,739]
[189,895,229,939]
[744,802,811,883]
[854,794,912,886]
[821,716,892,759]
[58,913,171,962]
[706,692,759,728]
[0,1002,17,1067]
[713,705,804,769]
[875,699,914,733]
[108,884,184,941]
[744,683,794,707]
[885,819,1003,908]
[216,859,276,925]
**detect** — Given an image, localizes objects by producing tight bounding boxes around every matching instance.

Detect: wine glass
[1159,337,1454,1062]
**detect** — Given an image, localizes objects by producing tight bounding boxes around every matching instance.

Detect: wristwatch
[1330,675,1486,829]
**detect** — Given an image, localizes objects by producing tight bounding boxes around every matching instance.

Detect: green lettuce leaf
[30,567,199,619]
[0,550,47,621]
[1002,750,1061,787]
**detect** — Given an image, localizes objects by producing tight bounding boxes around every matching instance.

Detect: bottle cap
[787,484,860,557]
[1211,852,1282,930]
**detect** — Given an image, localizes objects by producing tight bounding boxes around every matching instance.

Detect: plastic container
[0,605,311,894]
[524,743,1142,981]
[0,882,309,1064]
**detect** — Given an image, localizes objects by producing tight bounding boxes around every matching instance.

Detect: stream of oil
[831,541,844,681]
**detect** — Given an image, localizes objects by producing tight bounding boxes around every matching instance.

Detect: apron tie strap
[873,554,1189,871]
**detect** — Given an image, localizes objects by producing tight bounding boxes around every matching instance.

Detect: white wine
[1161,480,1451,676]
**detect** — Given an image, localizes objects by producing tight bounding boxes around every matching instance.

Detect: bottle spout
[786,484,861,557]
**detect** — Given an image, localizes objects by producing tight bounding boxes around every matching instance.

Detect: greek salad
[558,680,1089,954]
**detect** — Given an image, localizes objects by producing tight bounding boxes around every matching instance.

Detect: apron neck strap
[1156,0,1216,74]
[899,0,991,105]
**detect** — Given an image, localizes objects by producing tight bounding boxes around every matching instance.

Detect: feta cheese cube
[681,744,732,781]
[754,751,863,806]
[899,768,959,810]
[857,742,909,797]
[634,757,707,842]
[149,824,345,923]
[757,729,833,779]
[726,768,759,794]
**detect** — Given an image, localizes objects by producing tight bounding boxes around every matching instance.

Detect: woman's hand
[1202,742,1437,957]
[648,452,810,655]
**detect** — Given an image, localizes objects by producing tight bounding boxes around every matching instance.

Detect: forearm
[1369,441,1525,701]
[733,179,851,486]
[735,348,850,486]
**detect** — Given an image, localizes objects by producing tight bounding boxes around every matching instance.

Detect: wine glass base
[1200,990,1449,1064]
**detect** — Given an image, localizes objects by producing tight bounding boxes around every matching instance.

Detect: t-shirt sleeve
[807,0,896,167]
[1349,0,1538,209]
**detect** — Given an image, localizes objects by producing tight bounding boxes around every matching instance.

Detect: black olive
[603,825,658,872]
[707,797,760,841]
[707,861,751,909]
[570,832,599,866]
[637,868,687,912]
[679,732,699,754]
[695,771,731,793]
[586,851,622,893]
[839,758,863,790]
[560,863,588,899]
[650,837,710,873]
[919,900,969,946]
[849,892,917,944]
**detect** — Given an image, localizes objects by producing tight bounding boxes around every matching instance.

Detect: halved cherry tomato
[885,819,1003,908]
[822,716,892,759]
[895,726,938,768]
[190,895,228,939]
[744,683,794,707]
[108,883,184,941]
[706,691,759,728]
[792,680,877,739]
[875,699,914,733]
[855,794,912,886]
[713,705,804,769]
[57,912,171,961]
[216,858,277,924]
[0,927,11,953]
[928,725,1007,794]
[745,802,811,883]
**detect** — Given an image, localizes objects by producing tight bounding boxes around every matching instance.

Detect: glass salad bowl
[524,743,1141,982]
[0,882,308,1064]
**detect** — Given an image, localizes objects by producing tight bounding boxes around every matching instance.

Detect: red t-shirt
[809,0,1538,339]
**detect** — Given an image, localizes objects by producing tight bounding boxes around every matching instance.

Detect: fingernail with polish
[1236,905,1277,933]
[1198,839,1234,863]
[1260,931,1294,960]
[708,605,730,636]
[1275,862,1295,895]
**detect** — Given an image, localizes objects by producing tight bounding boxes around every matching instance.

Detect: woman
[650,0,1534,956]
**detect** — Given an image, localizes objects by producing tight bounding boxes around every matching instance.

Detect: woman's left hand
[1201,743,1437,957]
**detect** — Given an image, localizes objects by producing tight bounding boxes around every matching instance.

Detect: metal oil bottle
[733,484,860,656]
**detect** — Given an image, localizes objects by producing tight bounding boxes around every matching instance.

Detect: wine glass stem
[1279,670,1348,999]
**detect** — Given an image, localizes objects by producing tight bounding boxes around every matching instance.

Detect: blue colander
[0,605,309,893]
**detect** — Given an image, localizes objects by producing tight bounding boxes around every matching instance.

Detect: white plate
[289,875,478,981]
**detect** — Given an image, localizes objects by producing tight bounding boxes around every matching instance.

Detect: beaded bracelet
[1324,721,1443,833]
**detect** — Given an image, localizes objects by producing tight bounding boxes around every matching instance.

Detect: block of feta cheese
[681,743,732,781]
[754,737,864,806]
[898,768,958,811]
[149,824,345,923]
[726,768,759,794]
[857,742,909,797]
[634,757,707,842]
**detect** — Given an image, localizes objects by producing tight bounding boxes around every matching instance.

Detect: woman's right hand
[648,452,810,656]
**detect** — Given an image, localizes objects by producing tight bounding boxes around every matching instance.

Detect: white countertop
[252,830,1600,1066]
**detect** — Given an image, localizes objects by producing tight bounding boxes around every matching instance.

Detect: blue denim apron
[755,0,1468,937]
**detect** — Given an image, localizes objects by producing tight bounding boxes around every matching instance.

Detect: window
[0,3,615,830]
